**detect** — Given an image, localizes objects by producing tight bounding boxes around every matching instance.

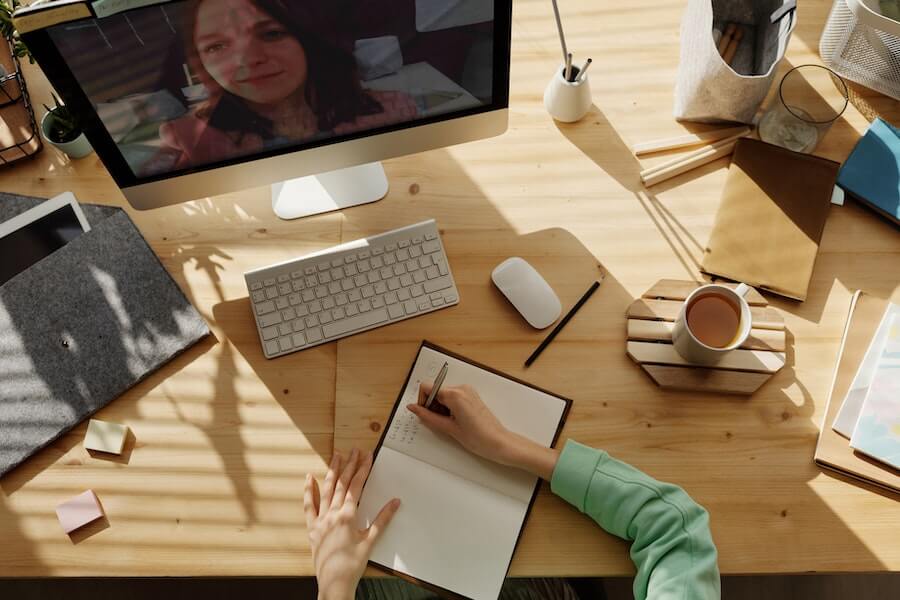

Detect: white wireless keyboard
[244,220,459,358]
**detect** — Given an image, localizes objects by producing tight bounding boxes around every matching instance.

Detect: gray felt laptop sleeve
[0,193,210,477]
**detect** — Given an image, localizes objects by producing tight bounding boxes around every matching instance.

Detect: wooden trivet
[626,280,786,395]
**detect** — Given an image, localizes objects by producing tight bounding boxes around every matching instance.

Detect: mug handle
[734,283,751,298]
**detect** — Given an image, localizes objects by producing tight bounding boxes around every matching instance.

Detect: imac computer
[16,0,511,219]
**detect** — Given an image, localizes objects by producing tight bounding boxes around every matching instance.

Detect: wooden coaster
[626,279,786,395]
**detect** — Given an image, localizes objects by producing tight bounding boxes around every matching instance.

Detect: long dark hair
[183,0,383,139]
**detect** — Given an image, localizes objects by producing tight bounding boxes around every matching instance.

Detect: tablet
[0,192,91,285]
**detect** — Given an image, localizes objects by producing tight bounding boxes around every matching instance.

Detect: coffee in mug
[672,283,753,365]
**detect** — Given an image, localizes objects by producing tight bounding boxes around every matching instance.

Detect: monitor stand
[271,162,388,220]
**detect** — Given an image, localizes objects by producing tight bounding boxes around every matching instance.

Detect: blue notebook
[837,118,900,227]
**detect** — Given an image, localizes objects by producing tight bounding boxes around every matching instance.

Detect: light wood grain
[627,298,785,329]
[0,0,898,580]
[627,341,786,373]
[627,319,786,352]
[643,279,768,306]
[641,364,771,395]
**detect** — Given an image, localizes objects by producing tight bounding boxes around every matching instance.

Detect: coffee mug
[672,283,752,365]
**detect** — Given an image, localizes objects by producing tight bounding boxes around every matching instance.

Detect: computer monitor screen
[34,0,506,189]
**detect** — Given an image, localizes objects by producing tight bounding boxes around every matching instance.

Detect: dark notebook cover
[0,193,210,477]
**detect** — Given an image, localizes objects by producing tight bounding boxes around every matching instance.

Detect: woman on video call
[158,0,416,169]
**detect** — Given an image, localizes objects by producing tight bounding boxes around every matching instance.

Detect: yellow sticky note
[84,419,128,455]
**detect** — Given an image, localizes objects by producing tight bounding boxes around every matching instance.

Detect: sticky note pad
[84,419,128,454]
[56,490,104,534]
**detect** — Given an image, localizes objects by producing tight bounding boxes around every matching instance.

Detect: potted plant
[41,92,92,158]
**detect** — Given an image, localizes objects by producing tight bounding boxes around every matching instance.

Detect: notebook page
[383,345,567,503]
[357,446,527,600]
[833,303,899,437]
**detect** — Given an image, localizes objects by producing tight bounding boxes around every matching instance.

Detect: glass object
[758,64,849,153]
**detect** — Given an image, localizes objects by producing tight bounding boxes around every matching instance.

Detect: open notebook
[357,342,571,600]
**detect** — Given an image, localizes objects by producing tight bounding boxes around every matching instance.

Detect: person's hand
[407,384,560,480]
[304,448,400,600]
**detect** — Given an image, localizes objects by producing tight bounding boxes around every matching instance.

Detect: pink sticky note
[56,490,105,534]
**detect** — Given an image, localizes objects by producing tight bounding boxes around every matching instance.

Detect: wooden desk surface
[2,0,899,578]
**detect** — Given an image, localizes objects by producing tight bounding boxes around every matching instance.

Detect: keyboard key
[424,276,453,294]
[291,270,303,279]
[362,285,375,298]
[397,249,410,261]
[406,260,418,272]
[425,266,440,279]
[296,305,309,317]
[388,304,404,319]
[263,278,277,287]
[278,274,290,283]
[411,284,424,297]
[412,237,423,244]
[256,300,276,315]
[250,281,263,291]
[332,258,343,268]
[333,308,345,320]
[315,286,328,299]
[307,327,324,343]
[374,281,387,294]
[346,303,359,316]
[379,267,392,279]
[331,268,343,280]
[276,297,289,310]
[424,231,437,240]
[265,286,278,299]
[358,260,371,273]
[329,282,342,294]
[398,288,411,301]
[385,291,398,304]
[292,333,306,347]
[318,271,331,284]
[404,300,418,314]
[305,267,316,276]
[432,253,445,265]
[418,298,431,311]
[265,340,280,355]
[323,308,389,338]
[371,256,384,268]
[319,312,333,324]
[309,300,323,313]
[292,319,306,332]
[305,276,317,288]
[359,250,370,259]
[318,263,330,272]
[279,336,293,352]
[322,297,335,310]
[301,289,315,302]
[305,316,319,328]
[438,262,449,276]
[418,256,431,269]
[282,308,296,320]
[262,326,279,340]
[349,289,362,302]
[413,270,426,283]
[372,247,384,256]
[384,254,396,266]
[336,293,348,306]
[289,293,301,305]
[252,291,266,303]
[259,312,282,327]
[398,240,410,248]
[371,296,385,309]
[432,297,445,307]
[344,256,355,265]
[387,244,398,252]
[400,274,413,287]
[292,280,304,292]
[358,299,372,312]
[422,241,440,254]
[393,264,406,276]
[279,323,292,336]
[444,293,458,303]
[409,246,422,258]
[387,278,401,291]
[367,271,380,284]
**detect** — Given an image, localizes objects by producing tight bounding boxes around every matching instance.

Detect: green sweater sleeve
[550,440,720,600]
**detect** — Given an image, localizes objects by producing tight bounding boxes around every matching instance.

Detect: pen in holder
[544,64,592,123]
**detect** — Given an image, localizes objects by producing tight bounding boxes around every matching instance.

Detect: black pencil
[524,279,602,367]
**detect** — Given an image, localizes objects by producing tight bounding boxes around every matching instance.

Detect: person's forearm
[500,431,560,480]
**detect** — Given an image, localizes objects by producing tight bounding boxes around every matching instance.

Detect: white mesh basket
[820,0,900,100]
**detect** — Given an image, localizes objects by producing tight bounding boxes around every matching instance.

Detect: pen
[424,362,449,409]
[565,52,573,82]
[550,0,569,67]
[577,58,593,82]
[525,279,603,367]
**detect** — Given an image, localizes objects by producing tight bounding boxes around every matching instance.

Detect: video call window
[48,0,496,178]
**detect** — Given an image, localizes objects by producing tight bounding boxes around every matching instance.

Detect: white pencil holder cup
[544,65,592,123]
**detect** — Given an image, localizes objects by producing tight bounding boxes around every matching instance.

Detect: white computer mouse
[491,257,561,329]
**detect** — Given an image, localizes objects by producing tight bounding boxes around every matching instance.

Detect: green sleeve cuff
[550,439,607,512]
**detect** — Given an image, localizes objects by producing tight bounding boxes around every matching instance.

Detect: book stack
[815,292,900,494]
